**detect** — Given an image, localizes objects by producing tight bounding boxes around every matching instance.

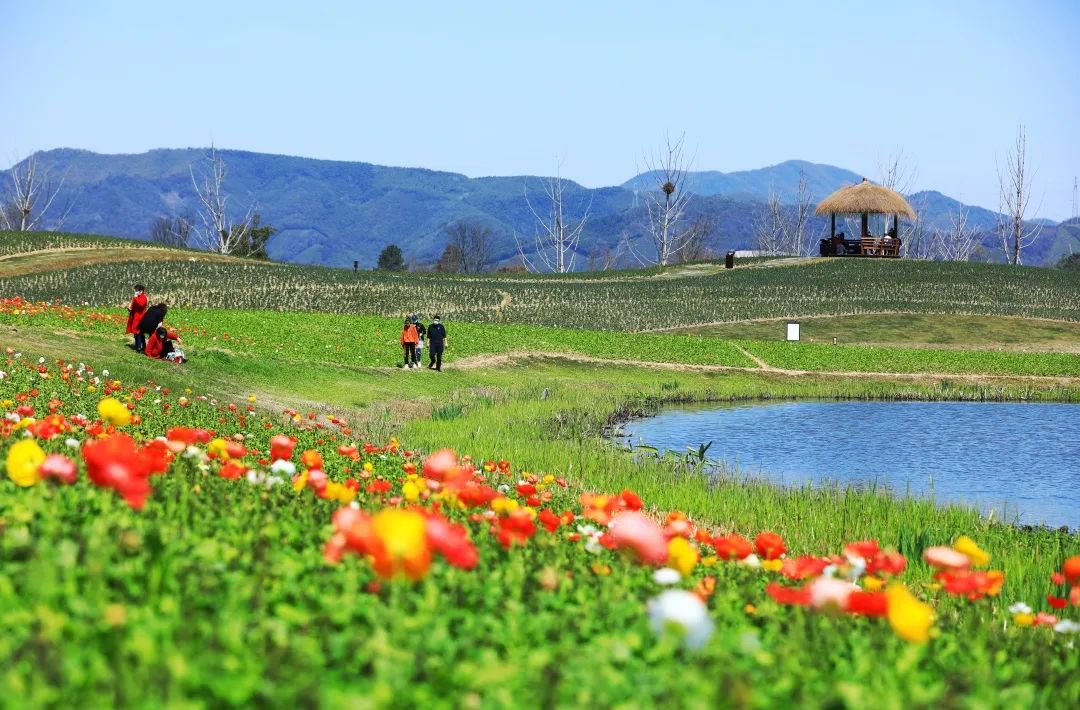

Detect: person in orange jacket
[126,284,148,352]
[400,317,419,369]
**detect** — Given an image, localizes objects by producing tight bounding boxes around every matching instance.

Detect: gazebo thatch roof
[815,178,916,219]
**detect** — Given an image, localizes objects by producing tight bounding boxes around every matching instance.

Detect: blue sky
[2,0,1078,218]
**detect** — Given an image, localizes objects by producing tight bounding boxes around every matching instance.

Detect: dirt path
[639,310,1080,334]
[450,349,1080,386]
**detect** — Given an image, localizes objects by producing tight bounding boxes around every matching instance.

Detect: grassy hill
[2,232,1079,705]
[4,232,1079,331]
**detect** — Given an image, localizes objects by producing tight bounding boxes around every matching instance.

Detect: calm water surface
[622,401,1080,528]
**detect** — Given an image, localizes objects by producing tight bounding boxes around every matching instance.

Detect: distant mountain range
[12,148,1078,268]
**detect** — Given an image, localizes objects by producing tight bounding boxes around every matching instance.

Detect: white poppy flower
[1054,619,1080,634]
[270,460,296,475]
[740,553,761,568]
[653,568,682,585]
[647,590,714,650]
[1008,602,1032,615]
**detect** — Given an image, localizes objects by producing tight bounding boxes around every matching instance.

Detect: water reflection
[621,401,1080,528]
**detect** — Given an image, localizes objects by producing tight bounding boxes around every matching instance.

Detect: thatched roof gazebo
[815,179,917,257]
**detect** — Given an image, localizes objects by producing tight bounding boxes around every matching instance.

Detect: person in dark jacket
[126,284,148,352]
[138,302,168,339]
[426,315,447,371]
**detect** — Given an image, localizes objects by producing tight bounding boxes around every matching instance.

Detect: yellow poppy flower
[7,438,46,487]
[97,397,131,426]
[886,584,934,643]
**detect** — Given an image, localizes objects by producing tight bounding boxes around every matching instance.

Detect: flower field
[3,232,1079,331]
[3,298,1079,379]
[2,231,1080,705]
[2,352,1079,706]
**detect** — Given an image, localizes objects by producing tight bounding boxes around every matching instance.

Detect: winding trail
[450,349,1080,387]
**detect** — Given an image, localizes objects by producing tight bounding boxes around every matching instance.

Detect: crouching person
[146,327,186,363]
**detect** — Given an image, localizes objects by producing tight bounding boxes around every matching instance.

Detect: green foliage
[237,212,276,260]
[1057,252,1080,271]
[376,244,406,272]
[1,338,1077,706]
[743,341,1080,377]
[3,233,1078,330]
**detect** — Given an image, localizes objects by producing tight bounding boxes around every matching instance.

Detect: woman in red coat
[126,284,148,353]
[145,327,164,359]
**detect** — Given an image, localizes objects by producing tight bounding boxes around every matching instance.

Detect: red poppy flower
[713,533,753,561]
[423,449,459,481]
[269,435,295,462]
[843,540,880,560]
[1063,556,1080,585]
[218,461,246,479]
[754,532,787,560]
[866,551,907,577]
[495,509,537,549]
[538,509,562,533]
[81,434,154,510]
[781,556,830,580]
[1047,595,1068,609]
[766,582,811,606]
[619,490,643,510]
[845,590,888,617]
[425,514,478,569]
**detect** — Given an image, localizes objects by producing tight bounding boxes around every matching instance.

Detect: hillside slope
[4,231,1078,332]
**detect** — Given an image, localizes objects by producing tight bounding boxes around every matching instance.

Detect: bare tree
[189,146,256,255]
[675,214,716,263]
[632,133,698,266]
[996,126,1041,265]
[149,215,192,248]
[517,163,592,273]
[442,220,493,273]
[0,153,72,231]
[753,173,816,256]
[901,212,935,260]
[932,202,980,262]
[586,239,625,271]
[877,149,920,254]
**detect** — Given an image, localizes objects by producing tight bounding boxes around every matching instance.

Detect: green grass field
[4,231,1079,329]
[2,232,1079,707]
[666,313,1080,351]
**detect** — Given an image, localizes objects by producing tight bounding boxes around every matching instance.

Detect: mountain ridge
[10,148,1070,268]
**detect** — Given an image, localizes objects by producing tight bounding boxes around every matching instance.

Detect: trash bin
[725,251,735,269]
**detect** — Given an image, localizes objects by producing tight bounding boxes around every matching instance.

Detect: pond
[621,401,1080,529]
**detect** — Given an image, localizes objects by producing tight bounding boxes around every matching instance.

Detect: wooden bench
[860,237,902,257]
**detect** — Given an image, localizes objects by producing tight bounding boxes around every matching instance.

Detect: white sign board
[786,321,800,341]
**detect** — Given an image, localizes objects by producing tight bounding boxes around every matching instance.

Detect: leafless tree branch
[996,125,1042,265]
[1,153,72,231]
[517,161,592,273]
[189,145,256,255]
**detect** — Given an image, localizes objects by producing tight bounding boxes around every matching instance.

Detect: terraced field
[3,232,1078,330]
